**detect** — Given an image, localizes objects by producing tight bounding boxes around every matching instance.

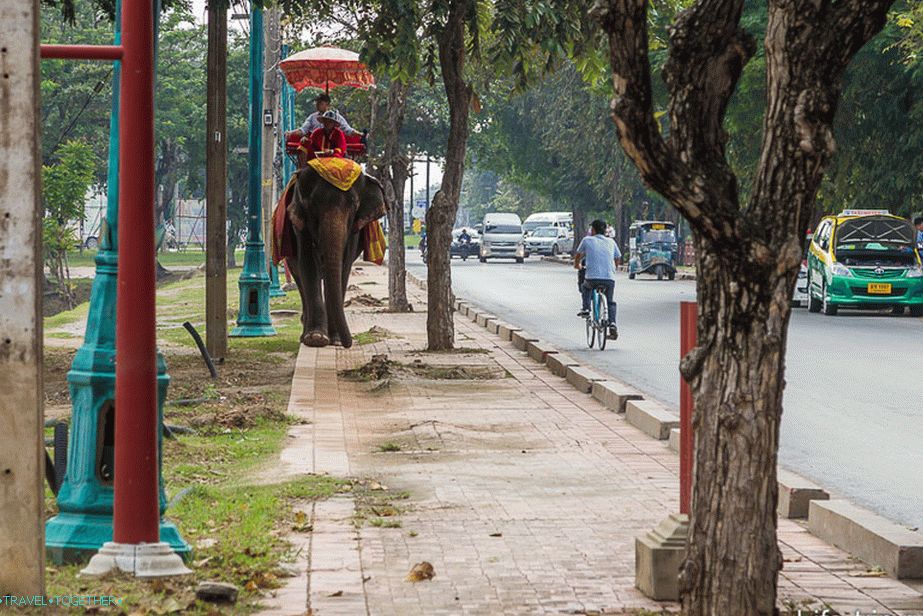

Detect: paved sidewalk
[259,265,923,615]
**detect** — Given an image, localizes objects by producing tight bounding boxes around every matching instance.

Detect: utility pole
[261,6,284,297]
[205,0,228,360]
[0,0,44,595]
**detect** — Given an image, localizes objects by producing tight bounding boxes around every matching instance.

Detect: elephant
[283,164,387,349]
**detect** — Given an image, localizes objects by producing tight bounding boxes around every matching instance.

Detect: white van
[479,213,527,263]
[522,212,573,236]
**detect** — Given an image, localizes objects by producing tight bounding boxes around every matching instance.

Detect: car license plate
[867,282,891,294]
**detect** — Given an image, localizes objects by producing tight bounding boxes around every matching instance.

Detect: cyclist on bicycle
[574,219,621,340]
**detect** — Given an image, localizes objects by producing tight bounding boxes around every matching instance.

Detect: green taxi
[807,210,923,316]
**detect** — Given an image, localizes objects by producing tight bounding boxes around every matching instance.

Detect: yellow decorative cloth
[363,220,387,265]
[307,157,362,192]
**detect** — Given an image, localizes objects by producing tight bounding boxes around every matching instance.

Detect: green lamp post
[231,3,276,337]
[45,0,188,562]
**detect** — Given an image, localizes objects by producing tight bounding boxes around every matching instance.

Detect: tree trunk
[426,0,472,350]
[593,0,895,610]
[380,79,411,312]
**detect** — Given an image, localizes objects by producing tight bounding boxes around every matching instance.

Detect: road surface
[407,252,923,531]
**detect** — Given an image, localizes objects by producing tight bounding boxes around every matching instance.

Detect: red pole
[113,0,159,545]
[40,44,123,60]
[679,301,698,515]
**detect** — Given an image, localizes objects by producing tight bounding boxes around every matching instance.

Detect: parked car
[792,233,813,307]
[479,213,527,263]
[450,228,480,260]
[807,210,923,316]
[525,226,573,256]
[522,211,573,236]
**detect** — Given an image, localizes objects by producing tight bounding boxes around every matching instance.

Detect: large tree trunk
[593,0,895,610]
[379,80,412,312]
[426,0,472,350]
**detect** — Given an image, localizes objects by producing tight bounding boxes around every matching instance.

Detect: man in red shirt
[304,110,347,161]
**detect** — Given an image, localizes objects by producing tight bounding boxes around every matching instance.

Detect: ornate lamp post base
[269,262,286,297]
[47,514,188,565]
[231,240,277,337]
[81,541,190,578]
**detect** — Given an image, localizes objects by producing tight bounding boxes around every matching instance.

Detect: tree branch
[593,0,753,243]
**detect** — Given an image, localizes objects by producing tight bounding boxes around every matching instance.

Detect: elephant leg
[318,212,352,348]
[292,240,328,348]
[304,246,328,346]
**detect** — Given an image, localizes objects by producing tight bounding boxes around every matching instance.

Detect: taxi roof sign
[838,209,890,217]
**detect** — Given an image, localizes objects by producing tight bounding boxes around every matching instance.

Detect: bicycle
[585,284,609,350]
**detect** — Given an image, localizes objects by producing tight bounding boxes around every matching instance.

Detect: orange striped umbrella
[280,46,375,93]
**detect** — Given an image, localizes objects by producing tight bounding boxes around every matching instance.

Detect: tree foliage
[42,140,97,308]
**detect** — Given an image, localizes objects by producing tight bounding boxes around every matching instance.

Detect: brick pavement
[258,265,923,615]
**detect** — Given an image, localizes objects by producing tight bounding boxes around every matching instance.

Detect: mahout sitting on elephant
[273,158,387,348]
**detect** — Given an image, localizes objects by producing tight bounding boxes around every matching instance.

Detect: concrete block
[777,469,829,519]
[626,400,679,440]
[466,306,480,321]
[511,330,538,351]
[546,353,580,378]
[635,513,688,601]
[808,500,923,579]
[668,428,680,453]
[475,312,496,328]
[591,380,644,413]
[496,322,521,342]
[565,366,608,393]
[453,299,466,311]
[525,340,558,364]
[485,319,501,335]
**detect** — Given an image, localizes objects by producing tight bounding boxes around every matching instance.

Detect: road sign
[412,199,427,219]
[413,219,422,233]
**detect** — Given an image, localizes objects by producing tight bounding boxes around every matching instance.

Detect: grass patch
[378,442,402,453]
[39,265,326,614]
[353,326,396,346]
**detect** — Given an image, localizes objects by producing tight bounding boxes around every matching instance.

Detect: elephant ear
[353,173,388,232]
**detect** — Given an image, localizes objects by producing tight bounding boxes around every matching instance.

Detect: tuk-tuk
[628,221,678,280]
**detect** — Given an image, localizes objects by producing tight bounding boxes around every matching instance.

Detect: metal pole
[679,301,697,515]
[409,165,415,231]
[112,0,158,546]
[231,1,276,337]
[206,0,228,359]
[425,156,430,210]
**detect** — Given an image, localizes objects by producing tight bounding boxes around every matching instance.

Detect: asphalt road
[407,252,923,531]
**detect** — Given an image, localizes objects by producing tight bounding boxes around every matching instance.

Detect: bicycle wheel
[585,316,595,348]
[595,289,608,351]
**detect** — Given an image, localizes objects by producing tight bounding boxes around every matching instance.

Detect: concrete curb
[408,270,923,588]
[546,352,581,378]
[565,365,609,394]
[668,429,680,453]
[777,469,829,519]
[496,322,521,342]
[526,340,558,364]
[625,400,679,440]
[591,380,644,413]
[808,500,923,579]
[511,330,539,352]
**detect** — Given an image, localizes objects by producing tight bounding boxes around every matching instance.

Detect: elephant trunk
[318,208,353,348]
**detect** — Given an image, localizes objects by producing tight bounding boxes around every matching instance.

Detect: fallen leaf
[328,590,343,597]
[244,580,259,592]
[489,532,502,537]
[405,561,435,583]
